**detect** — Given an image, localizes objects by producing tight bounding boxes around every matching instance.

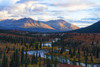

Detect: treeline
[0,48,39,67]
[47,34,100,67]
[0,47,60,67]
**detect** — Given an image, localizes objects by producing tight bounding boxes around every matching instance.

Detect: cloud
[67,17,100,27]
[0,10,12,19]
[67,4,92,11]
[0,0,100,27]
[51,0,96,11]
[0,1,47,20]
[72,22,93,28]
[0,0,20,5]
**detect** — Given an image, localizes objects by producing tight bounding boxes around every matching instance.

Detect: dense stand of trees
[0,32,100,67]
[48,33,100,67]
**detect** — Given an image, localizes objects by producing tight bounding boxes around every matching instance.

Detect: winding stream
[26,38,100,67]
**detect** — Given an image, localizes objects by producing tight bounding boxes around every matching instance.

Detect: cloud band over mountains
[0,0,100,27]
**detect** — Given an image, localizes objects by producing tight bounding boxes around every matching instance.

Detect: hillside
[43,19,79,31]
[0,18,79,32]
[68,21,100,33]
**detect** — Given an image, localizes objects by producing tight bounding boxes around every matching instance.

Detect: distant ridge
[68,21,100,33]
[0,18,79,32]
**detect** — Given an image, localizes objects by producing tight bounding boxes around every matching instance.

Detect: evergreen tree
[2,53,8,67]
[78,48,80,55]
[39,53,41,67]
[86,48,88,56]
[73,58,76,65]
[31,54,35,64]
[39,42,42,49]
[60,38,65,54]
[21,48,24,65]
[35,44,39,50]
[73,48,76,56]
[77,48,80,65]
[35,52,38,64]
[10,54,15,67]
[83,50,86,56]
[46,59,51,67]
[92,47,96,56]
[27,58,30,64]
[65,55,68,64]
[60,47,64,54]
[25,51,28,67]
[0,61,2,67]
[90,54,94,67]
[7,47,10,53]
[0,51,2,59]
[69,48,72,55]
[85,55,88,67]
[91,54,93,63]
[15,49,20,67]
[46,55,52,67]
[54,57,58,67]
[95,48,99,58]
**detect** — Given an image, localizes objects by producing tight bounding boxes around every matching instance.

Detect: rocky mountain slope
[0,18,79,32]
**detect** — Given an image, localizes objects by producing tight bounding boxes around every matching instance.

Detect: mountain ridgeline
[0,18,79,32]
[69,20,100,33]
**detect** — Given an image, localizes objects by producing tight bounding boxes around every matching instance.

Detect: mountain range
[0,18,79,32]
[69,20,100,33]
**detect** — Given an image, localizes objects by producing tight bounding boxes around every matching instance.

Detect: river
[25,38,100,67]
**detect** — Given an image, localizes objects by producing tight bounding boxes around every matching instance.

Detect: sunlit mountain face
[0,0,100,28]
[0,18,79,32]
[0,1,100,67]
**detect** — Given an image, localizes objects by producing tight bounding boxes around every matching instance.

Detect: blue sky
[0,0,100,27]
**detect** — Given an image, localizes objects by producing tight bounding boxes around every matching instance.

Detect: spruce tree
[85,55,88,67]
[0,51,2,59]
[39,42,42,49]
[69,48,72,55]
[15,49,20,67]
[35,52,38,64]
[21,48,24,65]
[73,58,76,65]
[35,44,38,50]
[39,53,41,67]
[54,57,58,67]
[27,58,30,64]
[78,48,80,65]
[2,53,8,67]
[73,48,76,56]
[10,54,15,67]
[31,54,35,64]
[25,51,28,67]
[91,54,93,63]
[95,48,99,58]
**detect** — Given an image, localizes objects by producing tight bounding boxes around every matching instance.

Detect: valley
[0,30,99,67]
[0,0,100,67]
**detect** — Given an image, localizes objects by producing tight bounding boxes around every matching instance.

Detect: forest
[0,31,99,67]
